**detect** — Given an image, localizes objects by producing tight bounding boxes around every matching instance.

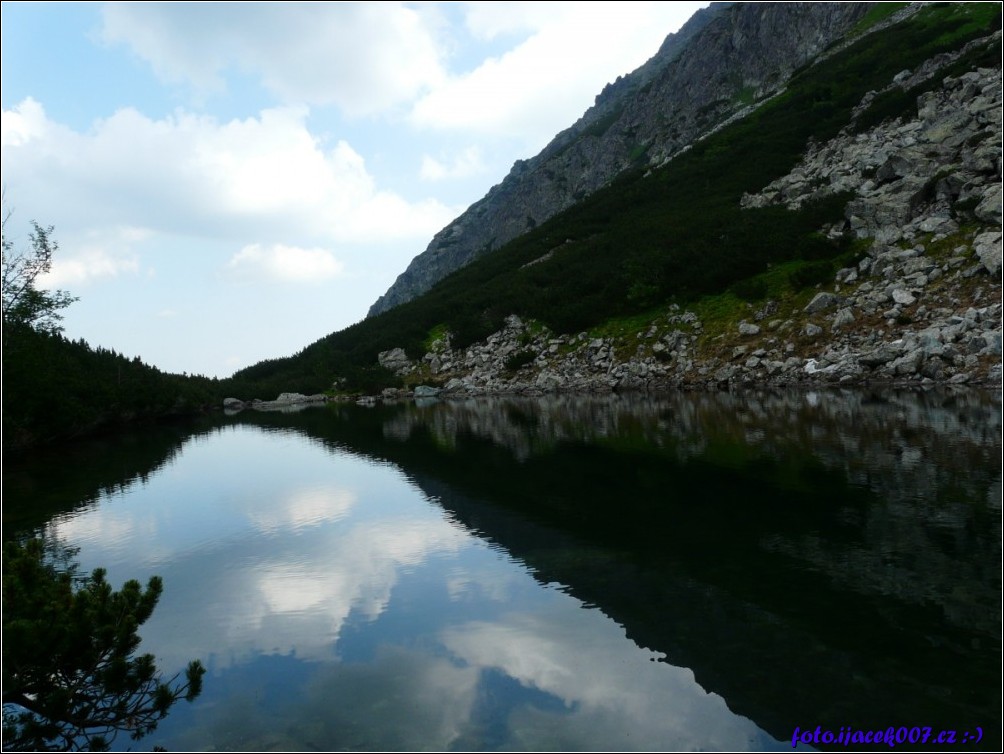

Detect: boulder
[889,349,925,376]
[378,347,411,372]
[831,308,855,330]
[275,392,309,404]
[714,365,738,383]
[980,330,1003,356]
[973,231,1002,275]
[858,345,899,368]
[804,292,841,314]
[975,183,1003,226]
[891,288,917,306]
[875,154,916,184]
[535,371,565,391]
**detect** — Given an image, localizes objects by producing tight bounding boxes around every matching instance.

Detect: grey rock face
[378,347,413,375]
[367,3,871,317]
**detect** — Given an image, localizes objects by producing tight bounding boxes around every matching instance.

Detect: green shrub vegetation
[2,538,205,751]
[730,277,770,302]
[505,350,537,372]
[848,2,910,37]
[788,260,837,291]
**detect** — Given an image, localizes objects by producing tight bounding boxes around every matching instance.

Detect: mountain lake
[3,388,1000,751]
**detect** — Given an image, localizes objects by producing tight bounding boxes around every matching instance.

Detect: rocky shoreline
[370,282,1000,401]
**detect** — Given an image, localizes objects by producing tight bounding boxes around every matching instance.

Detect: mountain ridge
[367,2,873,317]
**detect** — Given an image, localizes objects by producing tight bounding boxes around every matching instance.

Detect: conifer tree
[2,538,205,752]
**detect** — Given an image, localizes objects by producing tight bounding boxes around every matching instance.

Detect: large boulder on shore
[378,348,412,373]
[275,392,308,404]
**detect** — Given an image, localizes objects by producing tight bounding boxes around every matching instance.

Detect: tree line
[2,211,220,455]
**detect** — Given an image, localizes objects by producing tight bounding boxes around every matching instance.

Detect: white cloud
[226,243,345,284]
[1,98,457,249]
[2,1,712,378]
[462,2,570,40]
[34,225,147,288]
[40,249,140,288]
[96,2,705,149]
[411,2,706,146]
[420,146,486,182]
[0,97,48,147]
[100,2,446,116]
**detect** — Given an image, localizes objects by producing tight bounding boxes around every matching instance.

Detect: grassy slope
[226,2,1001,398]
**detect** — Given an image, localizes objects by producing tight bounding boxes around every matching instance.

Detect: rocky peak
[367,3,871,317]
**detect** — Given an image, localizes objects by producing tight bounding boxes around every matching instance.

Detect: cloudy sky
[2,2,706,378]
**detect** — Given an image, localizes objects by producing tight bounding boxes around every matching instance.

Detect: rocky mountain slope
[224,2,1000,403]
[367,2,872,316]
[371,23,1002,396]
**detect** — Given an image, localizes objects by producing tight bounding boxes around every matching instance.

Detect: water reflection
[245,387,1002,748]
[247,485,355,534]
[380,389,999,504]
[439,605,767,751]
[4,388,999,751]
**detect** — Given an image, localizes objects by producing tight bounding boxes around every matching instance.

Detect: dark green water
[3,388,1000,751]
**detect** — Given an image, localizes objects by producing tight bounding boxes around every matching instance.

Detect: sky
[2,1,707,379]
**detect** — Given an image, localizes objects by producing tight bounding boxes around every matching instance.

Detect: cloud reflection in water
[42,422,784,751]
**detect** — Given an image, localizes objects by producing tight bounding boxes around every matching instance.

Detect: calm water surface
[4,389,1000,751]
